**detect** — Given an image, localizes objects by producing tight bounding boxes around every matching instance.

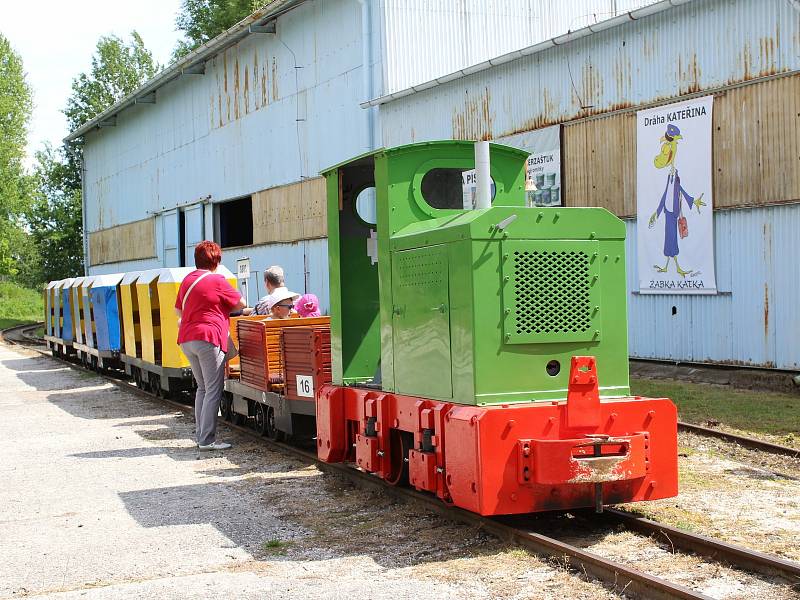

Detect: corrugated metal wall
[377,0,800,369]
[379,0,800,146]
[564,74,800,217]
[380,0,661,94]
[626,204,800,370]
[83,0,368,233]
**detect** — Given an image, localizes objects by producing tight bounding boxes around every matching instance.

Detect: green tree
[64,32,160,131]
[27,145,84,282]
[0,34,33,278]
[174,0,265,60]
[29,32,160,282]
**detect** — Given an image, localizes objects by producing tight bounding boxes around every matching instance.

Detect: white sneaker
[198,441,232,451]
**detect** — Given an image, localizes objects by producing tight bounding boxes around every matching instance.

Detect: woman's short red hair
[194,240,222,270]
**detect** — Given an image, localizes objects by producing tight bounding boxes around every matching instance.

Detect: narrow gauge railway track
[28,346,800,600]
[677,421,799,459]
[1,322,44,346]
[9,323,796,459]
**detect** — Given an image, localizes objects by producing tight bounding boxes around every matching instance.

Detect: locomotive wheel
[264,406,284,441]
[152,375,163,398]
[90,356,98,371]
[385,429,413,486]
[253,403,268,436]
[133,369,143,389]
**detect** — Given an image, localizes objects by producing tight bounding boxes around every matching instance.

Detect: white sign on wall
[236,257,251,280]
[500,124,561,207]
[636,96,716,294]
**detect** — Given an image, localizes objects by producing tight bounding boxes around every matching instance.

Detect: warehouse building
[70,0,800,370]
[70,0,653,302]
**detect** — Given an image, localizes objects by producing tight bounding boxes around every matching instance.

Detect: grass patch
[261,539,292,555]
[0,282,44,330]
[631,377,800,439]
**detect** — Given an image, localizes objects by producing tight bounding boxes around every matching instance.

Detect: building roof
[64,0,307,142]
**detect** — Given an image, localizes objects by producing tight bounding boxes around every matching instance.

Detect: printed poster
[501,125,562,207]
[636,96,716,294]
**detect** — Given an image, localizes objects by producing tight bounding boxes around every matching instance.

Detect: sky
[2,0,183,166]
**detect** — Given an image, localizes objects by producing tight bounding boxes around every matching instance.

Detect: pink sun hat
[294,293,321,317]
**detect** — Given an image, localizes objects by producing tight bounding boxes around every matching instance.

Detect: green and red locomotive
[315,140,678,515]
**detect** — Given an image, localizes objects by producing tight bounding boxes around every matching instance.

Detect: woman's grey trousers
[181,340,226,446]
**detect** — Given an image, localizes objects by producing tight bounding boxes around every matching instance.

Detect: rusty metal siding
[713,75,800,209]
[378,0,800,148]
[626,204,800,370]
[563,112,637,216]
[381,0,662,95]
[562,74,800,216]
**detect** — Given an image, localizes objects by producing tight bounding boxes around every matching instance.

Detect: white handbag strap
[181,271,212,311]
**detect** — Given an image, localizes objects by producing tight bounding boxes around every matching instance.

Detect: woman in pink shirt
[175,241,245,450]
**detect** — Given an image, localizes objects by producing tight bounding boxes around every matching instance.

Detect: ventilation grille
[513,250,592,336]
[396,252,444,289]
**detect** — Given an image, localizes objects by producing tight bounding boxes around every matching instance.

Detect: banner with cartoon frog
[636,95,717,295]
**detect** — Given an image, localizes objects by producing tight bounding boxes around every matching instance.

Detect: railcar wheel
[90,356,98,371]
[220,393,233,422]
[385,430,413,486]
[264,406,284,441]
[133,368,143,389]
[253,403,268,436]
[152,375,163,397]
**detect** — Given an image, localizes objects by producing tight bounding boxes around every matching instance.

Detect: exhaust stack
[474,141,491,210]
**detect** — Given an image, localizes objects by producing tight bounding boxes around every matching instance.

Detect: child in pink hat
[294,293,321,317]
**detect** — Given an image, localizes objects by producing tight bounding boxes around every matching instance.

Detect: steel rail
[678,421,800,458]
[19,346,799,599]
[599,508,800,582]
[1,322,43,346]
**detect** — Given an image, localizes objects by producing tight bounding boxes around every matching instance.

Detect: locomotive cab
[324,141,629,406]
[320,141,678,515]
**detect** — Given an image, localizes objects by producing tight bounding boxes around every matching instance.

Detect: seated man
[267,288,300,320]
[248,265,287,315]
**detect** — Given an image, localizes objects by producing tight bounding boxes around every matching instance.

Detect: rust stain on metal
[272,57,279,101]
[742,42,752,80]
[580,61,602,116]
[234,55,241,120]
[224,51,231,122]
[451,86,493,141]
[261,63,268,107]
[244,66,250,115]
[215,58,223,128]
[677,54,701,94]
[613,55,630,101]
[764,283,770,339]
[253,49,259,110]
[209,94,215,130]
[758,36,777,76]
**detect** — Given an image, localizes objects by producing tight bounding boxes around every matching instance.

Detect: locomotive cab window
[420,168,496,210]
[215,196,253,248]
